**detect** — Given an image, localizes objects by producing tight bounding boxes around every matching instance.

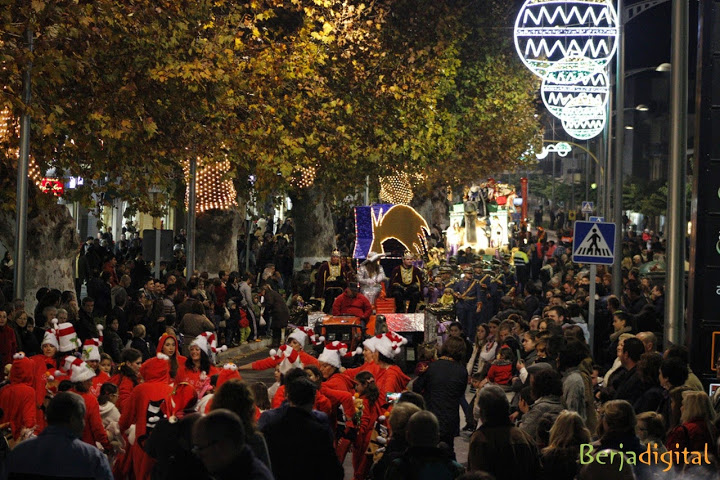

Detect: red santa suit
[74,388,112,452]
[0,354,37,440]
[30,352,60,432]
[376,365,410,394]
[156,332,187,383]
[250,349,318,370]
[178,363,219,398]
[119,354,174,480]
[89,370,111,398]
[332,291,373,322]
[109,371,140,414]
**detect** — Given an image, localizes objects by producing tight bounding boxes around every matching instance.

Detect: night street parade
[0,0,717,478]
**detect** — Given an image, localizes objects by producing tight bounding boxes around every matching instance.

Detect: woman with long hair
[540,410,591,480]
[357,253,387,306]
[466,324,496,388]
[180,337,218,397]
[10,310,39,356]
[666,391,717,454]
[109,348,143,413]
[156,332,186,382]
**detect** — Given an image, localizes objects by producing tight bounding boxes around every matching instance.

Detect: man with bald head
[635,332,657,354]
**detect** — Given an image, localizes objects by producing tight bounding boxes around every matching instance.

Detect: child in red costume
[66,356,112,453]
[119,353,174,480]
[0,353,37,441]
[30,330,63,432]
[483,347,514,386]
[239,326,320,372]
[83,336,110,398]
[109,348,142,414]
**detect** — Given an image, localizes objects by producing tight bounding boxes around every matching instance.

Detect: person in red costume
[66,356,112,453]
[82,336,110,398]
[110,348,142,414]
[239,326,321,372]
[332,282,373,326]
[178,332,221,397]
[195,362,243,414]
[346,332,410,395]
[0,353,37,442]
[0,310,18,379]
[30,329,64,432]
[119,353,174,480]
[156,332,186,383]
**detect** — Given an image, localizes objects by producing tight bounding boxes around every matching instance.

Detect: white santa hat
[82,338,102,362]
[317,341,353,369]
[63,355,95,383]
[268,344,303,375]
[41,329,59,350]
[190,332,228,358]
[374,332,408,359]
[287,326,323,348]
[54,319,80,353]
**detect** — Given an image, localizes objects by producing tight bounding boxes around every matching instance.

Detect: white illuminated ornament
[541,60,609,118]
[514,0,619,80]
[535,142,572,159]
[560,95,606,140]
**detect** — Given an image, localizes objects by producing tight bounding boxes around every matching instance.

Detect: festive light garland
[183,157,238,213]
[1,105,44,188]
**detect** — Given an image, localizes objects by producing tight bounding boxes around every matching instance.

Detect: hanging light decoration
[0,105,12,143]
[290,165,317,189]
[379,173,414,205]
[183,157,238,213]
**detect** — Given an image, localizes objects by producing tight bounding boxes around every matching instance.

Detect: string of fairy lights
[290,165,317,189]
[183,157,238,213]
[1,105,43,189]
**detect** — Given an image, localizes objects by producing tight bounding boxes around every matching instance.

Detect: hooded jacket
[156,333,187,381]
[0,355,36,439]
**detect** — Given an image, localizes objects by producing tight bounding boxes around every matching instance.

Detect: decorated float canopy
[353,204,430,259]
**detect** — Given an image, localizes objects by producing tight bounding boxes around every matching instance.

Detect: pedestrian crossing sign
[572,221,616,265]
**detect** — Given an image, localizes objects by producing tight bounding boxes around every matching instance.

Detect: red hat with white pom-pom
[269,344,303,374]
[216,363,243,389]
[190,332,228,359]
[62,355,95,383]
[317,341,351,369]
[287,326,323,348]
[374,332,408,359]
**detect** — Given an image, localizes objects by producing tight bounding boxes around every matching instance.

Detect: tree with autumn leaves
[0,0,541,306]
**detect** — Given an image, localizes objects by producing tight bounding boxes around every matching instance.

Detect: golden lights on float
[183,157,238,213]
[379,173,414,205]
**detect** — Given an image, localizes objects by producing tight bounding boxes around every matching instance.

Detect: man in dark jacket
[385,411,465,480]
[468,385,541,480]
[259,283,289,347]
[613,337,645,405]
[192,409,273,480]
[261,377,343,480]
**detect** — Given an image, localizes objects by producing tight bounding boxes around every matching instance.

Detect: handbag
[259,315,267,327]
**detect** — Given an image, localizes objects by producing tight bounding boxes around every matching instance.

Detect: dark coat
[612,365,645,405]
[385,445,465,480]
[260,406,343,480]
[74,310,98,343]
[468,422,541,480]
[262,287,290,329]
[412,358,468,439]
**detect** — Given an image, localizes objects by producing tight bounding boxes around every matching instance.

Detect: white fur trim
[156,353,170,360]
[269,349,278,357]
[223,363,238,371]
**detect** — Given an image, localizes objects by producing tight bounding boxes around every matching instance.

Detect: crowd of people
[0,203,711,480]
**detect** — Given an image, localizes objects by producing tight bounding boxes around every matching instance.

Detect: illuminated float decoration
[353,204,430,259]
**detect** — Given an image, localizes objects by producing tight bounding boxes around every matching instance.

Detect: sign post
[572,220,616,356]
[582,201,594,220]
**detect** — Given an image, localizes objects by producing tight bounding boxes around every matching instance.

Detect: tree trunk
[0,199,78,313]
[291,186,336,269]
[411,186,450,231]
[195,209,241,275]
